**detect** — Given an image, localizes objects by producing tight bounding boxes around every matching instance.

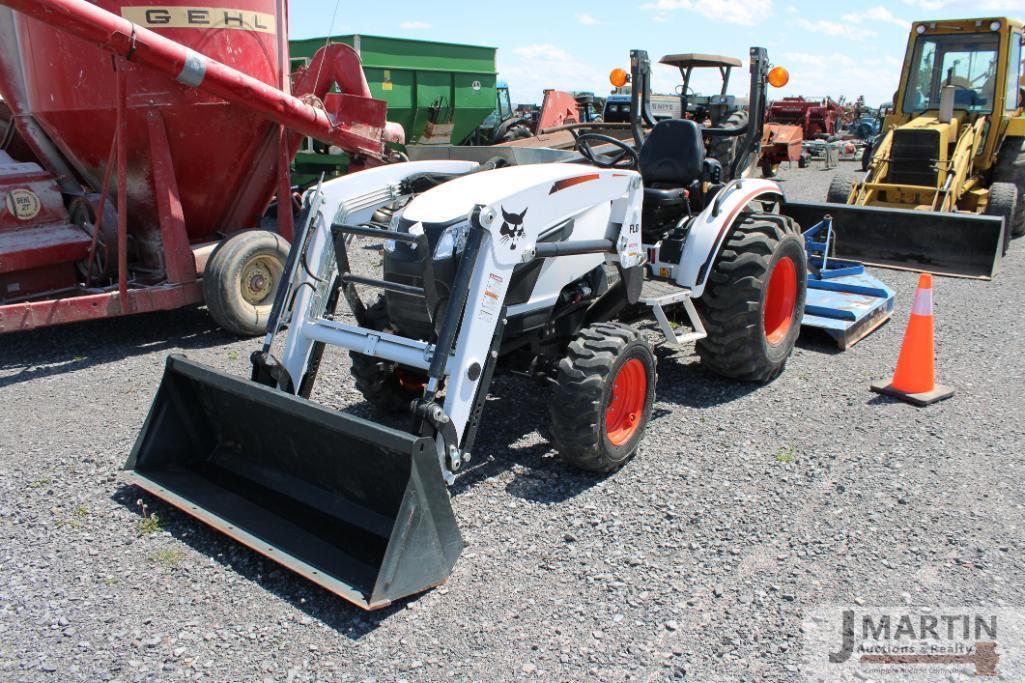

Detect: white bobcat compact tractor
[126,48,806,609]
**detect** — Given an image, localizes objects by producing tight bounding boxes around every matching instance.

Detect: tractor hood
[902,111,964,137]
[401,162,605,225]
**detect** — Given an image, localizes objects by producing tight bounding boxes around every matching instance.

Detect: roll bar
[629,47,770,180]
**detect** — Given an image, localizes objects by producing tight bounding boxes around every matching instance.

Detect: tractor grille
[886,129,939,187]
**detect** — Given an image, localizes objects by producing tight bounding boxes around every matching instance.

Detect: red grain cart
[766,96,843,139]
[0,0,398,335]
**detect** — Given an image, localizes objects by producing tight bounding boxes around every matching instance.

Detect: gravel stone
[2,160,1023,680]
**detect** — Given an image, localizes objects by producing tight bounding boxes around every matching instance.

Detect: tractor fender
[675,179,784,299]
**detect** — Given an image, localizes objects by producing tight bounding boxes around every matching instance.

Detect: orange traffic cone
[870,273,954,406]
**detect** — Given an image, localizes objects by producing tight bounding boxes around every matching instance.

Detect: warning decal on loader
[5,189,40,221]
[478,273,504,322]
[121,7,277,34]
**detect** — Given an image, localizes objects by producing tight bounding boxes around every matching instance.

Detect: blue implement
[800,218,896,350]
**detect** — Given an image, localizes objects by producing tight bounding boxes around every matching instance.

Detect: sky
[288,1,1025,107]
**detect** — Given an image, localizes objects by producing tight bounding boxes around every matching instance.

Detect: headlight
[433,220,471,259]
[383,211,408,253]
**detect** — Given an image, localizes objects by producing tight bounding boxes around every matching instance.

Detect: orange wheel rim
[605,358,647,446]
[395,368,425,393]
[764,256,797,345]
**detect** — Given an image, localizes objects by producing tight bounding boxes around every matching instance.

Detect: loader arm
[856,127,895,205]
[281,163,644,468]
[934,118,986,212]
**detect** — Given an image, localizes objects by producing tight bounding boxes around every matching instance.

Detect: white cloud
[576,13,598,26]
[901,0,1025,9]
[652,13,669,22]
[512,44,574,61]
[501,44,607,105]
[777,51,903,106]
[399,20,431,29]
[842,6,909,28]
[795,18,876,40]
[783,52,856,68]
[640,0,773,27]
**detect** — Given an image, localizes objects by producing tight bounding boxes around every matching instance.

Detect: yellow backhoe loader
[785,17,1025,279]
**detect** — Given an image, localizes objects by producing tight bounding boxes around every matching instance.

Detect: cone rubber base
[870,380,954,407]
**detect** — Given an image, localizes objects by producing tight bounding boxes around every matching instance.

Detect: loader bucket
[124,355,462,610]
[782,201,1004,280]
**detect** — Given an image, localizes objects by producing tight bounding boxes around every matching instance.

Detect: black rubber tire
[993,137,1025,237]
[827,172,858,204]
[203,230,289,336]
[350,297,424,414]
[798,153,810,169]
[549,322,656,473]
[760,159,777,178]
[695,212,807,383]
[499,124,532,143]
[985,182,1018,255]
[708,110,748,177]
[69,194,119,282]
[860,141,874,172]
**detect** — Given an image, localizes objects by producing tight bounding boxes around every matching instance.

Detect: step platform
[638,279,706,345]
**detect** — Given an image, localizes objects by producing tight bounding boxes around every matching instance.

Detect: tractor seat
[638,119,722,240]
[639,119,707,192]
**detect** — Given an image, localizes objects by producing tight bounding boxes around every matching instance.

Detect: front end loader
[784,17,1025,279]
[125,48,808,610]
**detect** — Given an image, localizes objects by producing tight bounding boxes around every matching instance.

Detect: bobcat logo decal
[499,207,527,250]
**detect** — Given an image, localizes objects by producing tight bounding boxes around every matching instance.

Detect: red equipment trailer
[0,0,399,335]
[758,122,804,177]
[765,96,843,139]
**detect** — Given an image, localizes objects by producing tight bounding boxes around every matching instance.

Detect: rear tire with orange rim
[696,212,806,383]
[550,322,656,472]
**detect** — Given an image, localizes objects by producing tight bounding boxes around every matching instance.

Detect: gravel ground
[2,159,1024,682]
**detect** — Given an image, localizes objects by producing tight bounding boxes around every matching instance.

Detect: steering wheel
[574,132,640,170]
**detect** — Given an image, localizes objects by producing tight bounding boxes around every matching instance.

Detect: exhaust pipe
[126,355,462,609]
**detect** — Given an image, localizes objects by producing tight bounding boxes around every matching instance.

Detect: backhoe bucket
[124,355,462,610]
[782,201,1004,279]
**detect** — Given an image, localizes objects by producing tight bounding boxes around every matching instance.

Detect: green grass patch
[137,514,162,536]
[775,446,796,464]
[149,547,186,568]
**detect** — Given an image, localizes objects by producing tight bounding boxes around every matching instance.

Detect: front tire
[827,172,858,204]
[203,230,288,336]
[985,182,1018,255]
[994,138,1025,237]
[696,212,807,383]
[549,323,656,473]
[350,297,426,414]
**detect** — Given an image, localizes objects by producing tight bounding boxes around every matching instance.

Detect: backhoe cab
[869,18,1022,208]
